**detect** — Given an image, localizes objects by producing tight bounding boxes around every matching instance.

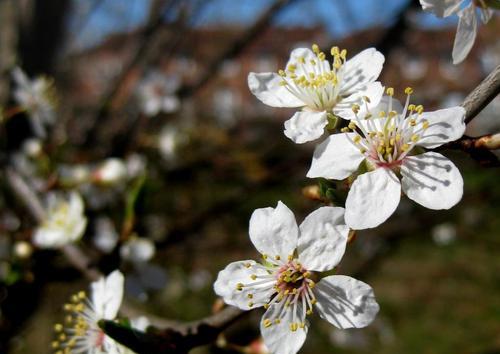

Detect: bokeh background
[0,0,499,353]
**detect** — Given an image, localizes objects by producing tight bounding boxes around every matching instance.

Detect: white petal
[307,133,365,180]
[213,260,273,310]
[286,47,330,77]
[417,106,466,148]
[479,7,492,24]
[33,228,65,248]
[452,4,477,64]
[340,48,384,95]
[314,275,379,329]
[401,152,463,210]
[334,82,385,121]
[248,72,304,108]
[249,201,298,259]
[419,0,462,17]
[297,207,349,272]
[11,67,30,88]
[162,96,180,113]
[283,110,327,144]
[91,270,125,319]
[345,168,401,230]
[261,304,308,354]
[143,98,161,116]
[353,96,403,133]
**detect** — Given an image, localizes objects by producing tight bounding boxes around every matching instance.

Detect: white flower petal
[307,133,365,180]
[91,270,125,320]
[419,0,462,17]
[249,201,298,259]
[452,4,477,64]
[213,260,273,310]
[314,275,379,329]
[401,152,463,210]
[335,82,385,121]
[33,228,66,248]
[479,7,492,24]
[345,168,401,230]
[283,110,328,144]
[417,106,466,148]
[286,47,330,77]
[297,207,349,272]
[248,72,304,108]
[340,48,384,95]
[261,304,308,354]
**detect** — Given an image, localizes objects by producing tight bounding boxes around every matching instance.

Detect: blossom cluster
[214,41,467,354]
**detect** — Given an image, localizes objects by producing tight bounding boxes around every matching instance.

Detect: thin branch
[5,167,45,222]
[463,64,500,124]
[443,133,500,167]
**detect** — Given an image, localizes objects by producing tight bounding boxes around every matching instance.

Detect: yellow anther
[386,87,394,96]
[71,295,79,303]
[263,319,272,328]
[275,255,281,260]
[306,309,313,315]
[404,87,414,95]
[395,133,401,141]
[390,138,395,146]
[279,80,287,86]
[353,135,361,144]
[340,127,349,133]
[248,301,254,308]
[312,43,320,53]
[244,263,251,268]
[54,323,63,332]
[411,134,419,142]
[351,104,360,114]
[292,288,298,294]
[299,322,306,329]
[311,298,317,305]
[278,69,286,77]
[331,46,339,56]
[298,56,305,64]
[401,144,409,151]
[51,341,60,349]
[360,148,367,154]
[422,120,429,129]
[348,121,357,130]
[77,291,86,299]
[340,49,347,60]
[290,323,298,332]
[236,283,244,291]
[363,96,371,103]
[287,64,296,72]
[289,73,297,79]
[409,119,416,126]
[408,104,416,111]
[388,110,397,118]
[275,319,281,324]
[58,333,67,341]
[378,110,386,118]
[247,293,253,299]
[309,72,315,79]
[250,274,257,280]
[377,146,384,153]
[262,254,268,260]
[416,105,424,114]
[308,281,316,288]
[318,52,326,61]
[288,255,293,261]
[264,304,270,309]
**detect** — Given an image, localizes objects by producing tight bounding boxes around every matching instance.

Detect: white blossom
[11,67,57,138]
[52,270,130,354]
[33,192,87,248]
[419,0,493,64]
[120,237,155,263]
[214,202,379,354]
[92,158,128,186]
[308,89,466,230]
[137,71,180,117]
[248,44,385,143]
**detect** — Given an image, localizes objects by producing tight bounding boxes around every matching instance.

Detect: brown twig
[463,64,500,124]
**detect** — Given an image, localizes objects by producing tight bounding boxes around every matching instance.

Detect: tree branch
[463,64,500,124]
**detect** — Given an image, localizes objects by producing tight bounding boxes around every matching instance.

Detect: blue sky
[68,0,458,51]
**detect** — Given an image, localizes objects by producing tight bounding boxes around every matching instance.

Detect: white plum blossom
[419,0,493,64]
[33,192,87,248]
[120,237,156,263]
[137,71,180,117]
[92,158,128,186]
[248,44,385,143]
[214,202,379,354]
[307,88,466,230]
[11,66,57,138]
[52,270,131,354]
